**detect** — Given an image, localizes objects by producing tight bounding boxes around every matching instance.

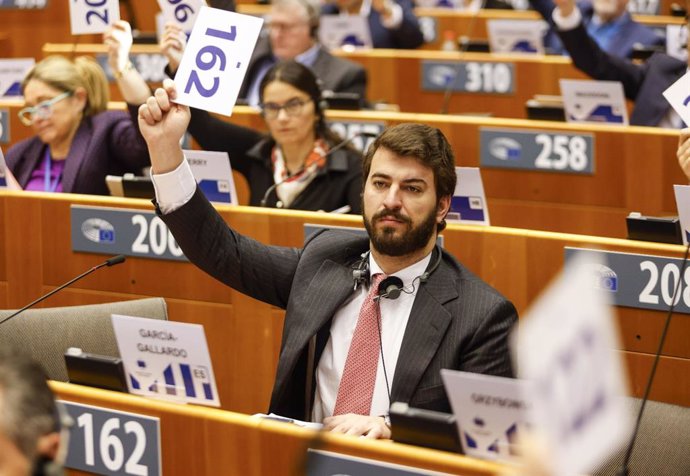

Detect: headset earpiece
[352,252,370,290]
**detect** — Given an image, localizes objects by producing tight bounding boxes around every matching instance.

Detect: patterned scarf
[271,139,328,208]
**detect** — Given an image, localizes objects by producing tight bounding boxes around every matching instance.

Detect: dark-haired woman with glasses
[6,50,150,195]
[180,60,363,213]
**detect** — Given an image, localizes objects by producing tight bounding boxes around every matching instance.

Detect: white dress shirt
[312,252,432,421]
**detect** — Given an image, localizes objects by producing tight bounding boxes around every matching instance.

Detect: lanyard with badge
[43,148,62,192]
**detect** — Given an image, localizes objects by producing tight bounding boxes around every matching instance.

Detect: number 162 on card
[173,7,263,116]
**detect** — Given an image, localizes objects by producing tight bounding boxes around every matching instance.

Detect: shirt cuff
[150,158,197,214]
[552,6,582,31]
[380,1,403,30]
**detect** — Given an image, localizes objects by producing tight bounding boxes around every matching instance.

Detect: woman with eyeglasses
[166,60,363,213]
[5,48,149,195]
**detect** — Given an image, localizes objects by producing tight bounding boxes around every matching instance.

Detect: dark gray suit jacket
[161,188,518,420]
[238,37,367,103]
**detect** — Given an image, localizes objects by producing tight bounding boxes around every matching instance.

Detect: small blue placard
[71,205,188,262]
[61,400,161,476]
[480,127,595,175]
[421,60,514,95]
[565,247,690,314]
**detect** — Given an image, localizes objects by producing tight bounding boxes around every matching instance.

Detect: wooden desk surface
[52,381,503,476]
[2,192,689,409]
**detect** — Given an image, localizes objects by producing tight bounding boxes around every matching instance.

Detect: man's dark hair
[362,123,457,230]
[0,348,58,461]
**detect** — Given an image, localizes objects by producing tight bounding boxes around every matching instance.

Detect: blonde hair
[21,55,109,116]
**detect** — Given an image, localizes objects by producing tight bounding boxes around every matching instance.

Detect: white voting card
[112,314,220,407]
[157,0,206,34]
[173,7,263,116]
[446,167,490,226]
[663,70,690,128]
[319,15,373,51]
[0,58,34,98]
[487,19,546,54]
[560,79,629,126]
[183,149,238,204]
[441,369,528,461]
[674,184,690,245]
[69,0,120,35]
[0,147,21,190]
[512,253,631,476]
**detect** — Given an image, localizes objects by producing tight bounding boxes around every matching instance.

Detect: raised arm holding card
[321,0,424,49]
[530,0,663,58]
[546,0,687,127]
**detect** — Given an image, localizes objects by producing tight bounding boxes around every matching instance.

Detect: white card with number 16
[173,7,263,116]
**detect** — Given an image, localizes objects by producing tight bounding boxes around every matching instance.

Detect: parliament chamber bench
[1,100,683,239]
[1,191,688,413]
[41,42,591,116]
[224,107,684,239]
[51,380,505,476]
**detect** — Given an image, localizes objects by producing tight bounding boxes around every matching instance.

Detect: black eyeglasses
[260,97,311,119]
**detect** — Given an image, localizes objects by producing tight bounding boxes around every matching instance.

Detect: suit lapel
[391,260,457,403]
[282,258,357,354]
[61,119,91,193]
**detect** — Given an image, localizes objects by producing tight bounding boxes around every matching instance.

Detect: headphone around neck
[351,245,443,299]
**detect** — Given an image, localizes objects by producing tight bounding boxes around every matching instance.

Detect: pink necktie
[333,273,385,415]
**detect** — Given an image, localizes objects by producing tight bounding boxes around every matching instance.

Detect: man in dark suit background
[160,0,367,107]
[321,0,425,49]
[137,81,517,438]
[531,0,663,59]
[543,0,688,127]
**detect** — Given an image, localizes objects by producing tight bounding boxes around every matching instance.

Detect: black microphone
[617,241,690,476]
[259,131,379,208]
[377,276,404,301]
[0,255,127,327]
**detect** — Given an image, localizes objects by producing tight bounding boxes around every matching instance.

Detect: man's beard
[364,207,437,257]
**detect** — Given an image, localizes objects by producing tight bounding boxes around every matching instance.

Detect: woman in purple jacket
[6,51,149,195]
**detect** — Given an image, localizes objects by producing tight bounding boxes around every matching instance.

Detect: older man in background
[161,0,367,107]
